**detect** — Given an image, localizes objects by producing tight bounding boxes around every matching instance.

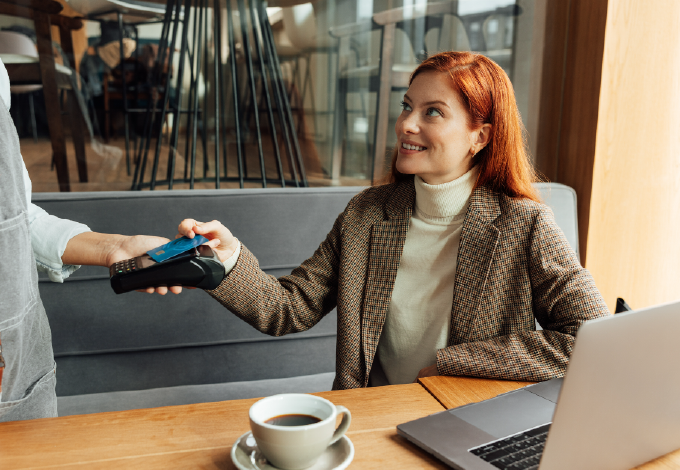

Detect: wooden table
[4,377,680,469]
[0,384,449,469]
[419,376,680,470]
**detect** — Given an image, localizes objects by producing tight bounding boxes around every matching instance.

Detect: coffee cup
[248,393,352,470]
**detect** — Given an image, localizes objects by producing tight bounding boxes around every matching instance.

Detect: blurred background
[2,0,541,191]
[3,0,680,312]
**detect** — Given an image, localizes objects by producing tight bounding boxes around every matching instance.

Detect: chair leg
[117,12,131,176]
[248,0,285,187]
[372,23,396,184]
[166,0,193,189]
[330,37,351,183]
[237,0,267,188]
[259,1,306,187]
[103,77,110,143]
[360,89,371,163]
[225,0,244,188]
[69,90,88,183]
[330,77,347,183]
[213,0,223,188]
[34,12,70,191]
[201,15,210,179]
[183,12,199,182]
[28,93,38,143]
[187,0,208,189]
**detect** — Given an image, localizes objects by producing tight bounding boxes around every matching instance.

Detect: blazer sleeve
[206,212,344,337]
[436,207,611,382]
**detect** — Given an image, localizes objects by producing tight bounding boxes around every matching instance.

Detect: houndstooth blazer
[208,177,611,389]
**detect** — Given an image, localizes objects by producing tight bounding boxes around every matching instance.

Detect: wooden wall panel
[532,0,569,182]
[533,0,608,264]
[585,0,680,312]
[554,0,608,263]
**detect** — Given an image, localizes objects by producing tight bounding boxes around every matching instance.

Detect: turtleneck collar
[414,166,479,222]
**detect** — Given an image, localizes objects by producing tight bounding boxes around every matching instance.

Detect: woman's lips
[400,142,427,154]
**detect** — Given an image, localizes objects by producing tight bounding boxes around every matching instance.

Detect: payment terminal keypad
[113,258,138,274]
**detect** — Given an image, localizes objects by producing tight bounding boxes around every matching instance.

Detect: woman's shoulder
[494,189,553,220]
[344,181,412,217]
[489,189,574,247]
[472,185,551,222]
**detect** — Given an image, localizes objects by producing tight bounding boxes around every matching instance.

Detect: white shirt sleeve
[1,58,92,283]
[0,57,10,113]
[22,162,91,282]
[222,241,241,275]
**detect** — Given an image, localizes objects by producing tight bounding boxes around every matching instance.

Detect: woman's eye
[400,101,412,112]
[426,107,442,117]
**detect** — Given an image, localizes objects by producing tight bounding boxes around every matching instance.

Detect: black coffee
[265,414,321,426]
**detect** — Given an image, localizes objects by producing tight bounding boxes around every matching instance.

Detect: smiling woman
[178,51,609,390]
[394,71,491,185]
[385,51,539,204]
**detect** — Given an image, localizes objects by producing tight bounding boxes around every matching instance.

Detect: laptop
[398,300,680,470]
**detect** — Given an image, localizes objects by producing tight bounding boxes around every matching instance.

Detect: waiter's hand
[106,234,169,266]
[177,219,239,263]
[107,235,184,295]
[63,233,184,295]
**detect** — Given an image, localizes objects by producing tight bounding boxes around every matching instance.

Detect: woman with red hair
[178,51,609,388]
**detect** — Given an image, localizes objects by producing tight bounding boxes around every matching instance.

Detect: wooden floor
[21,133,371,193]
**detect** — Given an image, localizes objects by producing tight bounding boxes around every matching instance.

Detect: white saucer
[231,431,354,470]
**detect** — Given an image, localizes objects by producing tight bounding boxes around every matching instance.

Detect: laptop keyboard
[469,423,551,470]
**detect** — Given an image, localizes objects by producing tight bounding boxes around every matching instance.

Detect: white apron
[0,96,57,422]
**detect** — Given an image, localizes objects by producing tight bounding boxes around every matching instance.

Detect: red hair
[384,51,540,202]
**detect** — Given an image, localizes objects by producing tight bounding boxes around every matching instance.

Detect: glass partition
[272,0,539,184]
[9,0,544,191]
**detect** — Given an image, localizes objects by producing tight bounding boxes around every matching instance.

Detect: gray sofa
[34,182,578,417]
[34,187,364,416]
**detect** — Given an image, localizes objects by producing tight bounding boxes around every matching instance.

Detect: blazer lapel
[361,180,414,385]
[449,186,502,345]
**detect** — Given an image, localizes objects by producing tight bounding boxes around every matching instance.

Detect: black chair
[615,298,633,314]
[132,0,306,190]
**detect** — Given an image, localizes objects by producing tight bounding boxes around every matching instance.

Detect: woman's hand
[177,219,239,263]
[413,364,439,383]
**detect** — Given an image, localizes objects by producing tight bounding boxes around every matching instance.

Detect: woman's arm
[23,161,179,293]
[434,208,610,382]
[178,215,343,337]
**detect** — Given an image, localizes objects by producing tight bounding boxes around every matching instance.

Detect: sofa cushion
[57,372,335,416]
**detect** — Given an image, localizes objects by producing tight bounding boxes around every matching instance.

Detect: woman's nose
[400,113,419,134]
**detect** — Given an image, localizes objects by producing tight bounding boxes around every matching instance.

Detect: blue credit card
[147,235,209,263]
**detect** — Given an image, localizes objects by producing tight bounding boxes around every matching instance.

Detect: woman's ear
[474,123,493,150]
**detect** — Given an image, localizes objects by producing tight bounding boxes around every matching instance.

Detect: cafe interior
[2,0,680,468]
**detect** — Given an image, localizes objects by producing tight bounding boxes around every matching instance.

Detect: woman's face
[394,71,491,185]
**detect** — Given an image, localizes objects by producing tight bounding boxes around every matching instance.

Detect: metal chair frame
[131,0,306,190]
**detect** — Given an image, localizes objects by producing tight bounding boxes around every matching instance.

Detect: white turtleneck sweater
[369,166,478,386]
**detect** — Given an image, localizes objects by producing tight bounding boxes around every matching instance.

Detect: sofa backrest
[534,183,579,258]
[33,182,578,397]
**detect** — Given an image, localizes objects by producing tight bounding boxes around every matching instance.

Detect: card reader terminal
[109,245,225,294]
